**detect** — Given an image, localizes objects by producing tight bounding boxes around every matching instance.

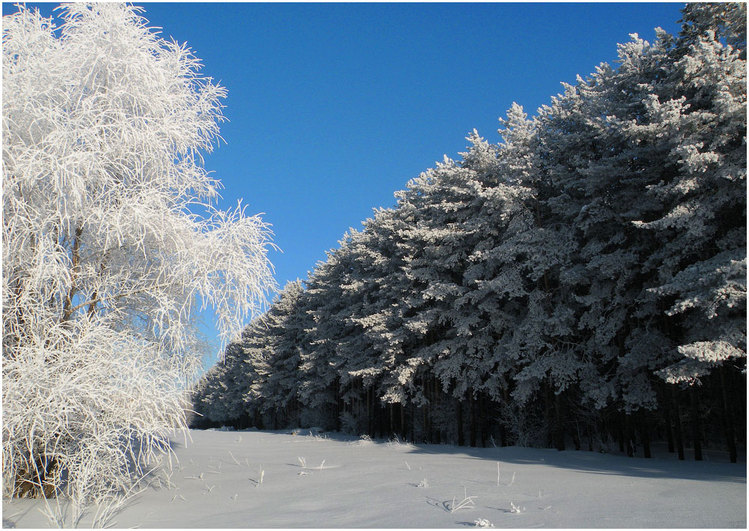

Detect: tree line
[192,4,746,462]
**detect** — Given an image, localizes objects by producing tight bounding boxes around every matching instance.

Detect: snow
[3,429,745,528]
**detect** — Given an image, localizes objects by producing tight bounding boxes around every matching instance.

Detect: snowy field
[3,428,745,528]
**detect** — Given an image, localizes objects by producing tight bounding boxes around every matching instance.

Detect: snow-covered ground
[3,428,745,528]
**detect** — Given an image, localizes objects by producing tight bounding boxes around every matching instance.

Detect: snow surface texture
[3,429,745,528]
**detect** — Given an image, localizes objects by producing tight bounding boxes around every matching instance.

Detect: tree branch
[66,283,172,316]
[61,224,84,322]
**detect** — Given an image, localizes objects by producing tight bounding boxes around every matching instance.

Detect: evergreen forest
[191,4,747,463]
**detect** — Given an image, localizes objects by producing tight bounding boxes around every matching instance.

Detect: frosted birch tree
[3,3,275,505]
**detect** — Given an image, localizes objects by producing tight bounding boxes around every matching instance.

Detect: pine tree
[190,3,745,459]
[249,281,307,428]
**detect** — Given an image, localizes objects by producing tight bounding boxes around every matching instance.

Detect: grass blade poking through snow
[450,487,477,513]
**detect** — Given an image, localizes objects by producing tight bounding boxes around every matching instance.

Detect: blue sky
[3,2,686,363]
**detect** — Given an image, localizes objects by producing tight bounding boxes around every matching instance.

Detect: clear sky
[3,1,686,364]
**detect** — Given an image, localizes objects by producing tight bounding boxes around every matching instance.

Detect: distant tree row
[192,4,746,461]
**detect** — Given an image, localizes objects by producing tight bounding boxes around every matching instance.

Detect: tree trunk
[554,392,565,451]
[587,424,593,452]
[616,415,626,454]
[672,388,685,460]
[422,377,430,443]
[469,397,477,447]
[572,420,581,451]
[433,377,441,444]
[719,367,738,463]
[367,387,374,439]
[639,413,651,458]
[61,224,84,322]
[663,398,675,454]
[689,387,703,461]
[15,456,58,499]
[545,385,554,448]
[479,394,488,448]
[624,414,634,457]
[401,403,407,440]
[372,402,382,437]
[456,398,464,446]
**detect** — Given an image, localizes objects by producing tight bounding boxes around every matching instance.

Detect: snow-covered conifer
[190,3,745,458]
[637,6,746,386]
[247,281,308,428]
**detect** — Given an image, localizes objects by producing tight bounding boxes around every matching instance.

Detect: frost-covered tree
[637,3,746,387]
[3,4,275,504]
[191,341,250,427]
[637,4,746,461]
[334,209,416,437]
[527,36,678,446]
[298,244,361,429]
[474,102,581,450]
[388,135,508,445]
[529,3,746,457]
[248,280,308,428]
[191,2,745,460]
[193,282,308,430]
